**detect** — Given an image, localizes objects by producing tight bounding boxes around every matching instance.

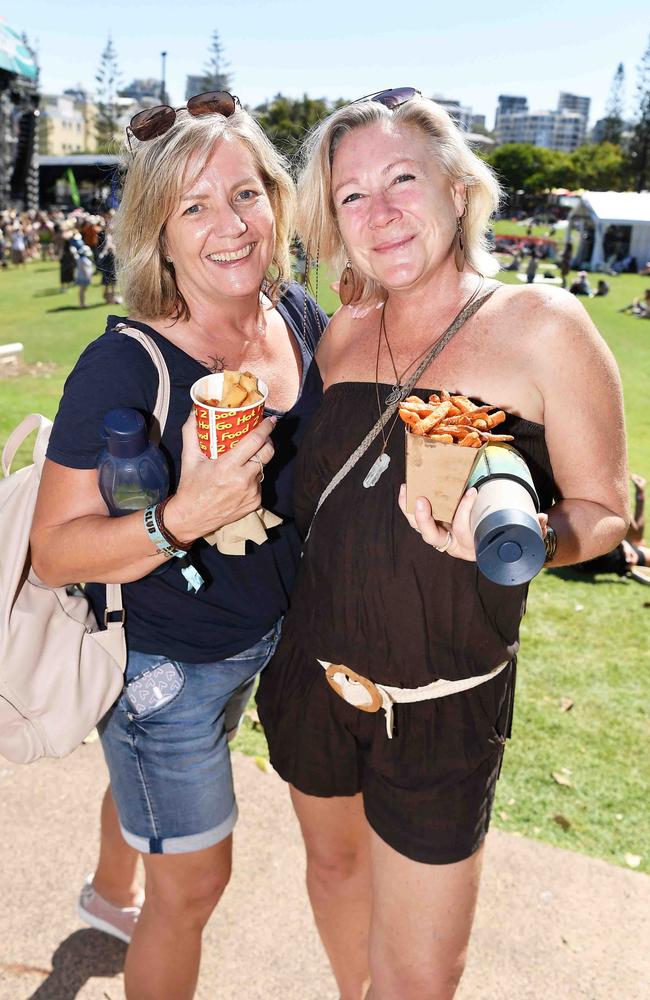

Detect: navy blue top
[47,283,325,661]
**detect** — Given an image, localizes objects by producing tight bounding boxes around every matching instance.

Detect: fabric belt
[318,658,509,738]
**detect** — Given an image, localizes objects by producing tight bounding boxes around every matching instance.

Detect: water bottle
[98,408,169,515]
[97,408,204,592]
[467,444,545,586]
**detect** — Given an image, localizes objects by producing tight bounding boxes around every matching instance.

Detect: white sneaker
[78,874,142,944]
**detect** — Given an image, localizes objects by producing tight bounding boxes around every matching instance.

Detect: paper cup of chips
[190,371,268,459]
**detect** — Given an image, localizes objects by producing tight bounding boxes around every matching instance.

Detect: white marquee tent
[568,191,650,272]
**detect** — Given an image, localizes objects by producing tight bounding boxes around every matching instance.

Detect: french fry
[399,408,422,428]
[459,431,482,448]
[221,371,241,397]
[478,432,514,442]
[198,370,262,409]
[399,390,513,447]
[242,389,264,406]
[416,401,453,434]
[222,384,248,407]
[400,400,438,417]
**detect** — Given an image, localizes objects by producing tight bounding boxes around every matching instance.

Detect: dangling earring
[454,207,467,272]
[165,255,174,265]
[339,259,363,306]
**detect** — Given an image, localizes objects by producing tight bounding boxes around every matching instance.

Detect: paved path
[1,743,648,999]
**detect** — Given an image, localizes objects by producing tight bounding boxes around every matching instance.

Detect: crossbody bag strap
[304,281,500,543]
[104,326,173,619]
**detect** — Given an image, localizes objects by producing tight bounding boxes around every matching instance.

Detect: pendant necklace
[363,278,484,489]
[362,302,405,488]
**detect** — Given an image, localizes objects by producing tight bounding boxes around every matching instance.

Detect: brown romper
[257,381,557,864]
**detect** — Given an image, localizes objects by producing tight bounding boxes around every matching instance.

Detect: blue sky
[4,0,649,127]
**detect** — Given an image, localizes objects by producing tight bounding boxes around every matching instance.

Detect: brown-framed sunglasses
[126,91,240,152]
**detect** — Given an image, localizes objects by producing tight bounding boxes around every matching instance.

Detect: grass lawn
[3,259,649,874]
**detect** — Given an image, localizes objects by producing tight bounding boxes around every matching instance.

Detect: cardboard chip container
[405,429,486,525]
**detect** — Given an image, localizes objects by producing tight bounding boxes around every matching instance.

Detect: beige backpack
[0,329,169,763]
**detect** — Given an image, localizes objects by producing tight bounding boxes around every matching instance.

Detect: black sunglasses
[352,86,422,109]
[127,91,240,151]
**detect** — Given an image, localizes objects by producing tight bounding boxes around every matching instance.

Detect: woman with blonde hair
[257,88,628,999]
[31,92,325,999]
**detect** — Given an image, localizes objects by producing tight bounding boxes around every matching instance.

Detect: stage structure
[0,18,39,210]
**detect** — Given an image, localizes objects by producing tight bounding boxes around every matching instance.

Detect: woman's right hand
[163,413,277,544]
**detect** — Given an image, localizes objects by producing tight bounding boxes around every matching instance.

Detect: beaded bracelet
[143,503,186,559]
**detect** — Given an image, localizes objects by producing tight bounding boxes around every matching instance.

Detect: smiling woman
[115,109,295,323]
[256,92,629,1000]
[29,100,326,1000]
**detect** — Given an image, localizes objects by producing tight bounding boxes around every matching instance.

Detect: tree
[629,34,650,192]
[95,36,122,152]
[254,94,339,157]
[601,63,626,145]
[569,143,627,191]
[201,31,232,92]
[488,144,551,196]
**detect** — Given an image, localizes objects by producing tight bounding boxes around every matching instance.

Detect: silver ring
[250,456,264,483]
[434,530,453,553]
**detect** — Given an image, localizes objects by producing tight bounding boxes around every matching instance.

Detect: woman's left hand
[398,484,549,561]
[398,484,478,560]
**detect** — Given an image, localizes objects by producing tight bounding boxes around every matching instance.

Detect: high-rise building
[119,79,162,103]
[495,108,587,153]
[495,95,528,131]
[558,92,590,123]
[431,96,473,132]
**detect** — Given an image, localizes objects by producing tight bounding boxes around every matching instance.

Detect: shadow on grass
[27,928,125,999]
[33,288,67,298]
[548,567,629,586]
[46,303,109,314]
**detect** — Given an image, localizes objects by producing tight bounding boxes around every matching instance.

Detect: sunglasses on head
[352,86,422,109]
[127,91,240,151]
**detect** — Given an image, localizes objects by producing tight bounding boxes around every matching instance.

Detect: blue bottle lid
[475,508,546,586]
[103,408,149,458]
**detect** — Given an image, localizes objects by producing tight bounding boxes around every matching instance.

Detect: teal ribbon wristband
[143,503,204,593]
[144,504,186,559]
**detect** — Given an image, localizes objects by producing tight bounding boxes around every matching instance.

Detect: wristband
[544,524,558,563]
[144,504,186,559]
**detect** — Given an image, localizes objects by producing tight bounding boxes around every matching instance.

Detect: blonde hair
[297,97,501,298]
[114,109,296,320]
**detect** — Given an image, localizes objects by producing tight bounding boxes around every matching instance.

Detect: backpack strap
[118,326,171,444]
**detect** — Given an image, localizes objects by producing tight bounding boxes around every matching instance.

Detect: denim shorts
[98,623,281,855]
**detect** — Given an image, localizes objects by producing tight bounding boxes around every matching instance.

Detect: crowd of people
[2,88,636,1000]
[0,207,119,306]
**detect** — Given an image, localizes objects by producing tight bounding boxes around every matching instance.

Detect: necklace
[362,322,403,487]
[381,277,484,406]
[363,276,485,489]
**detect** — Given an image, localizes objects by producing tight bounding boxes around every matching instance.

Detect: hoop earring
[339,259,363,306]
[454,212,466,272]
